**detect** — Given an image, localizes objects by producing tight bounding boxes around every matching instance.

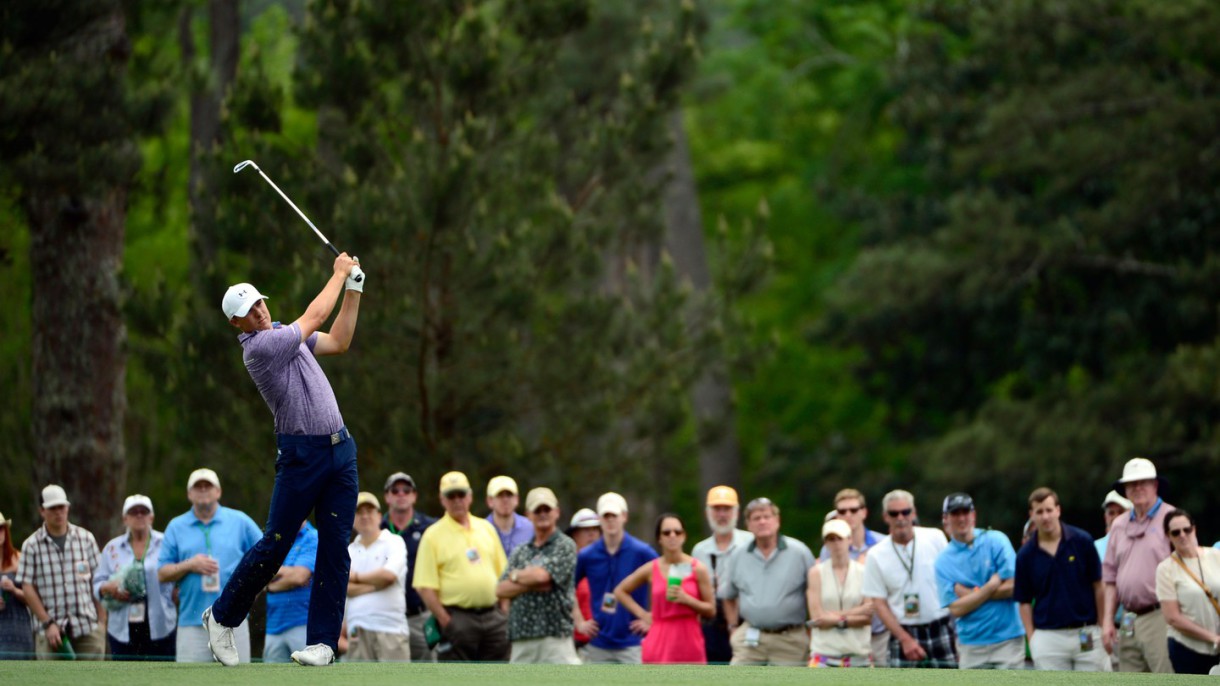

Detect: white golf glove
[346,262,365,292]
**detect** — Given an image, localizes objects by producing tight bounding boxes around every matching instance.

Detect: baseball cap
[487,475,519,498]
[1101,490,1133,511]
[525,487,558,512]
[568,508,600,530]
[222,283,270,319]
[596,492,628,517]
[122,494,154,515]
[823,509,839,523]
[384,472,416,491]
[822,518,852,540]
[41,485,70,509]
[439,471,472,495]
[706,485,739,507]
[942,493,974,514]
[187,468,221,490]
[356,492,381,510]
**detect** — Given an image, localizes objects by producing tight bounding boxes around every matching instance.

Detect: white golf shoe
[202,607,239,666]
[291,643,335,666]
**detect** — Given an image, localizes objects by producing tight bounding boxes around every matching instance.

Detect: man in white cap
[413,472,509,661]
[202,252,365,667]
[158,468,262,663]
[344,492,410,662]
[496,487,581,664]
[574,492,658,664]
[691,485,753,664]
[1095,490,1133,563]
[486,475,534,557]
[1101,457,1174,672]
[566,508,602,649]
[17,485,104,660]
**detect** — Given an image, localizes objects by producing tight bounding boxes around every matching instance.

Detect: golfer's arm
[295,273,347,341]
[314,290,361,356]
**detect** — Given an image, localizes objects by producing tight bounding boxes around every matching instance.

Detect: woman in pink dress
[613,513,715,663]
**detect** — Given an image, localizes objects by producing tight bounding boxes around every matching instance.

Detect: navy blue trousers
[212,429,358,652]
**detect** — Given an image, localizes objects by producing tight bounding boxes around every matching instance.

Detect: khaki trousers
[511,636,582,664]
[729,623,808,666]
[1117,609,1171,673]
[35,624,106,661]
[871,629,890,667]
[408,612,437,662]
[347,627,411,662]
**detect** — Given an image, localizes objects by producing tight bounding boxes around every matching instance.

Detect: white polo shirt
[861,526,949,626]
[346,529,409,635]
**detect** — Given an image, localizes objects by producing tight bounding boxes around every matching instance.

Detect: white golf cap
[122,494,154,515]
[222,282,270,319]
[187,468,221,490]
[487,475,519,497]
[41,485,70,509]
[596,492,628,517]
[822,518,852,540]
[1112,457,1167,496]
[1102,490,1133,511]
[568,508,601,530]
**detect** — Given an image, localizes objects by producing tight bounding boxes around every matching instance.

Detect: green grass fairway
[0,662,1196,686]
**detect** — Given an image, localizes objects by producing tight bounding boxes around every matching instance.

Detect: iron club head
[233,160,258,174]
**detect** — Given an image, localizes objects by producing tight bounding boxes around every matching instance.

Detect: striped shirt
[16,524,101,638]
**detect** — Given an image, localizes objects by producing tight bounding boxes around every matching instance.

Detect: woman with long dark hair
[1155,509,1220,674]
[0,512,34,660]
[613,513,714,664]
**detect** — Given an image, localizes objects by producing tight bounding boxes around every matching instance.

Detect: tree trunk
[662,110,743,497]
[29,190,128,543]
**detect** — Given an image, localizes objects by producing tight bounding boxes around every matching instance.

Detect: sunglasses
[443,491,470,500]
[887,508,914,518]
[837,506,862,515]
[660,529,685,537]
[126,509,151,516]
[1169,526,1194,538]
[388,487,414,495]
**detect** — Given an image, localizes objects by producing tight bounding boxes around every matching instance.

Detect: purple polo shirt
[1102,498,1173,611]
[239,321,344,435]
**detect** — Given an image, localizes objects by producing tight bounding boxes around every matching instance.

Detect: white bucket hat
[1112,457,1167,497]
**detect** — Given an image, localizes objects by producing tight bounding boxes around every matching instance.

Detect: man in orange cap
[691,485,753,664]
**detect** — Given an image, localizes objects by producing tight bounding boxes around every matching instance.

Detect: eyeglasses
[388,487,414,495]
[887,508,914,518]
[660,529,684,537]
[442,491,470,500]
[1169,526,1194,538]
[837,506,862,515]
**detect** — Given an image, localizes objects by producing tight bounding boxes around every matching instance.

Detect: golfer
[202,253,365,667]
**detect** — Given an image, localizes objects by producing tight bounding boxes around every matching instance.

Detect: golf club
[233,160,362,282]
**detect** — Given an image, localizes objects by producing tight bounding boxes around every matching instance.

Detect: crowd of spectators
[1,456,1217,674]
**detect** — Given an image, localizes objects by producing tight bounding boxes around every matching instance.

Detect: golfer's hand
[346,262,365,292]
[333,252,356,278]
[191,554,220,576]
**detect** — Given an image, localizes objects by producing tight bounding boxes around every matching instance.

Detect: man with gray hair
[719,497,814,666]
[861,489,955,668]
[691,486,753,664]
[1101,458,1174,673]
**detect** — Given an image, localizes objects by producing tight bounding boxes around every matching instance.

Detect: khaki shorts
[347,627,411,662]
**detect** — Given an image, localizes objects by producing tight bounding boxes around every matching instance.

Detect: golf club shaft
[238,161,340,256]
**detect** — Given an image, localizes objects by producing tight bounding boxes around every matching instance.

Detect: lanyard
[201,523,213,556]
[830,564,848,611]
[893,535,916,584]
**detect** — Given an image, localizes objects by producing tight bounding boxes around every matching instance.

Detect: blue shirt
[266,522,317,634]
[935,528,1024,645]
[382,511,437,614]
[488,512,534,558]
[1013,523,1101,629]
[93,530,177,642]
[575,533,658,650]
[159,505,263,627]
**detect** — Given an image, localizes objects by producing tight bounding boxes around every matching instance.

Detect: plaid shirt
[16,523,100,638]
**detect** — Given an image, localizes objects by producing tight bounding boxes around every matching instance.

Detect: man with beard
[691,486,752,664]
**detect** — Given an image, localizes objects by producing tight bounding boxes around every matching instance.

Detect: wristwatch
[41,618,55,630]
[510,570,519,583]
[837,616,848,630]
